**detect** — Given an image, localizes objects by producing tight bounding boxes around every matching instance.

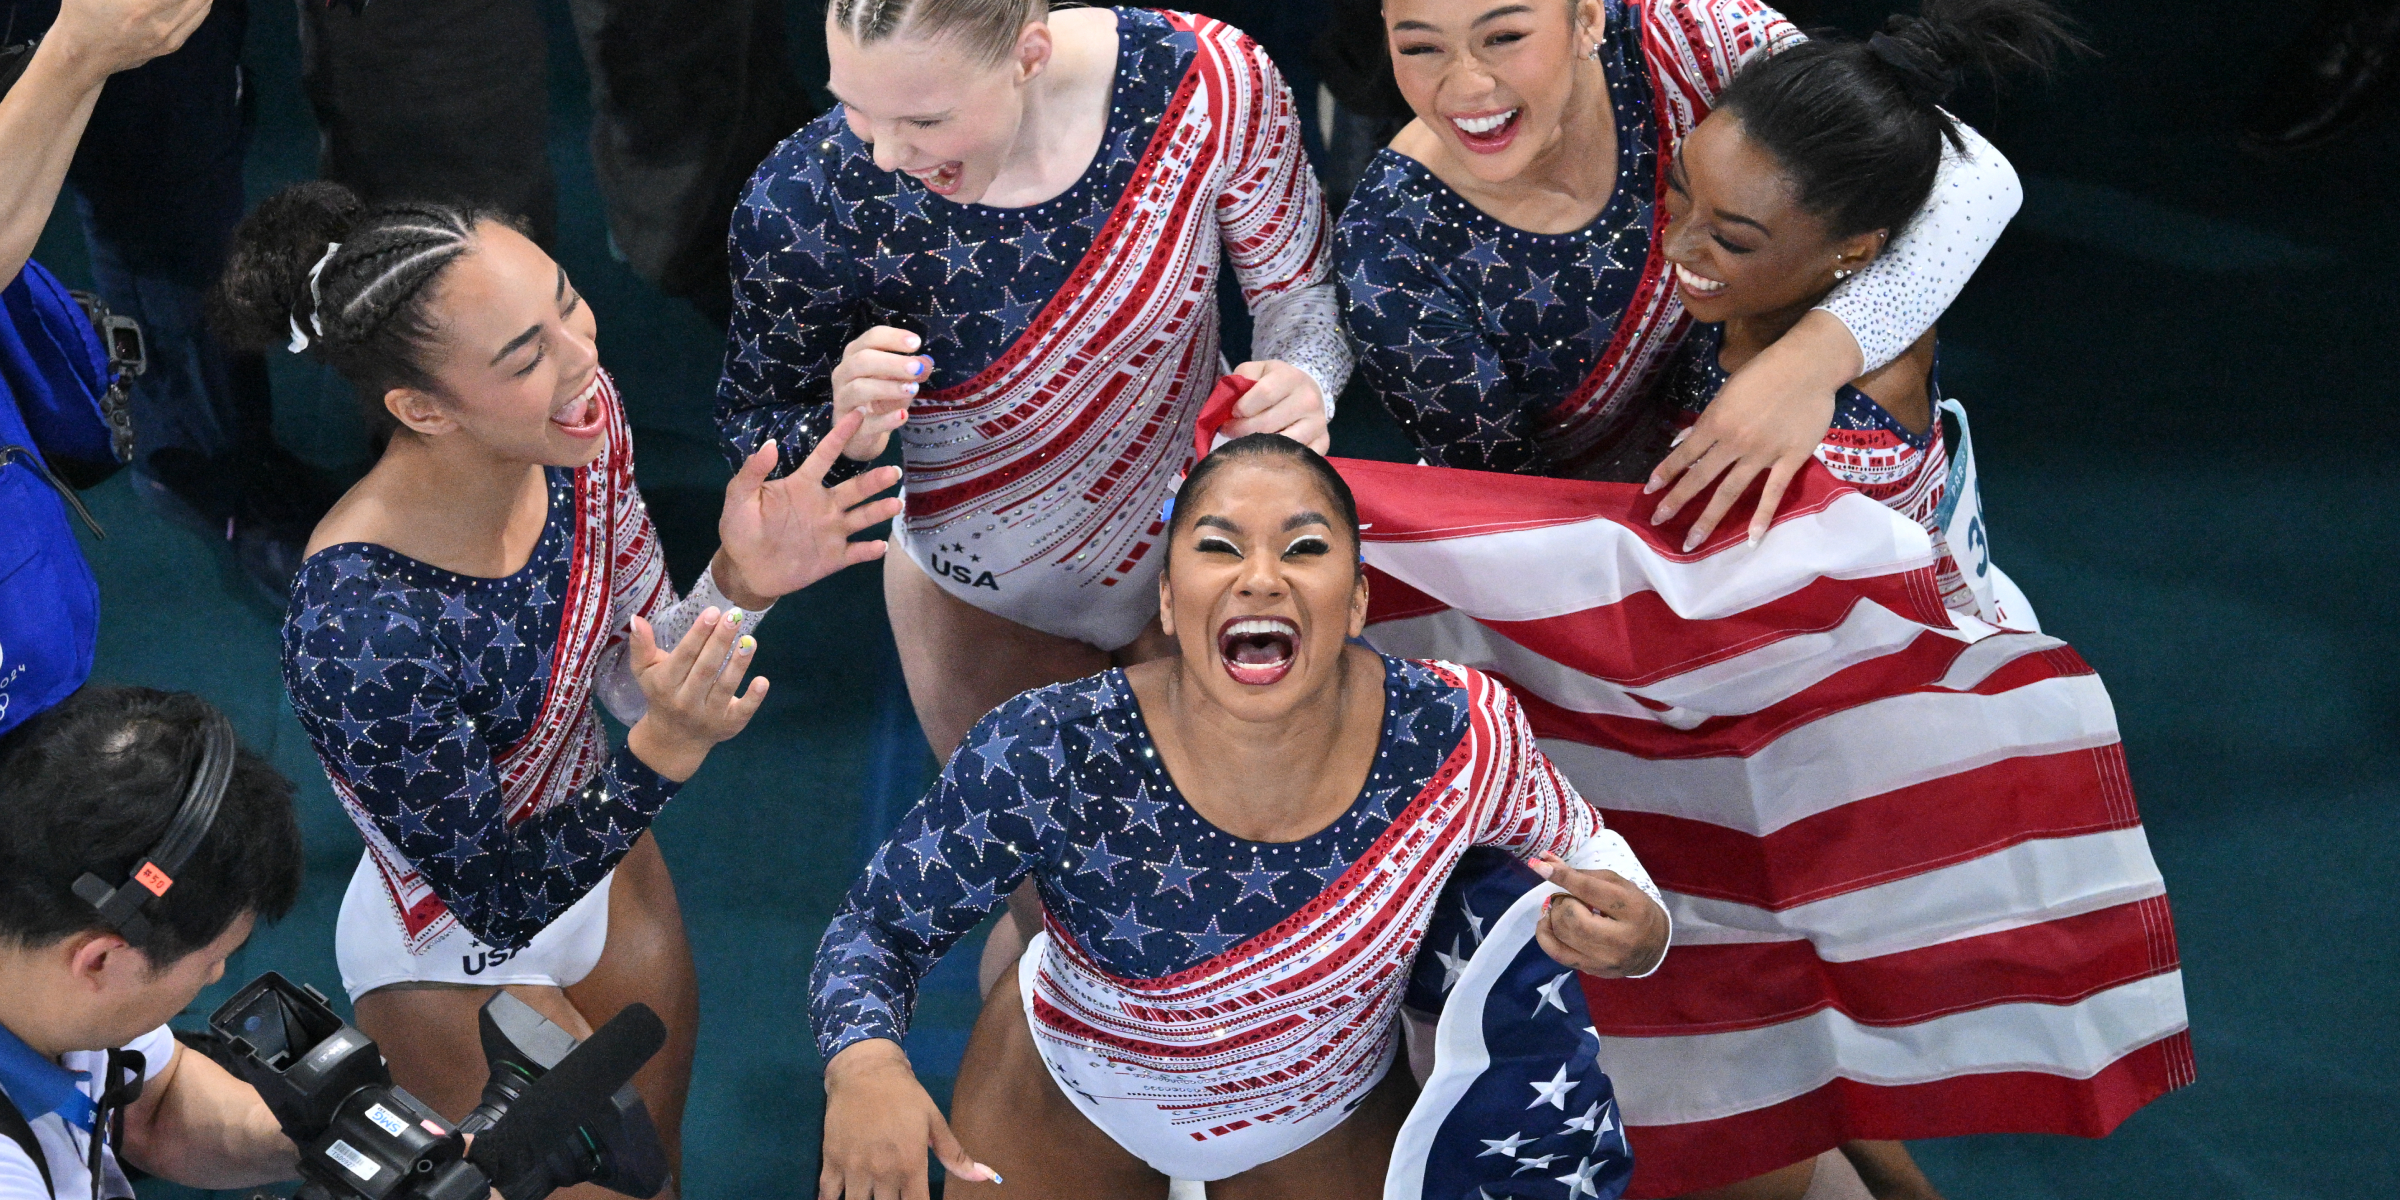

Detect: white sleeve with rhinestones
[1816,119,2021,372]
[593,566,769,724]
[1249,280,1354,418]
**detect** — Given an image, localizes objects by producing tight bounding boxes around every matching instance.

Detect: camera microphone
[467,1003,668,1200]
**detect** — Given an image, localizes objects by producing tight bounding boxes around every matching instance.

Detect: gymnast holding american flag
[809,435,1670,1199]
[1330,1,2192,1197]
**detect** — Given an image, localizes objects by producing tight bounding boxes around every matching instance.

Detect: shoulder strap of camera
[0,1085,58,1198]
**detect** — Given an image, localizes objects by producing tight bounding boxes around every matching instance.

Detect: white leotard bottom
[1016,931,1397,1181]
[897,494,1168,653]
[335,852,613,1002]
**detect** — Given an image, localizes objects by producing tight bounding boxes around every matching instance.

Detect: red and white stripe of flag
[1335,455,2192,1198]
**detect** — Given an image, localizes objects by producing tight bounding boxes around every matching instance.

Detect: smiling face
[1661,112,1885,324]
[826,18,1049,203]
[1159,459,1368,723]
[1384,0,1605,185]
[383,221,607,467]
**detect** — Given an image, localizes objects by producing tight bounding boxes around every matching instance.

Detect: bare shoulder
[1051,5,1119,62]
[1850,328,1936,437]
[1387,118,1440,168]
[303,479,393,560]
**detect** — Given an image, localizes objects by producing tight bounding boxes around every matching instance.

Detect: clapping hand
[623,605,764,782]
[1529,852,1670,978]
[715,408,905,608]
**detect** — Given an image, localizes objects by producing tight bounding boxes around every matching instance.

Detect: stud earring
[1832,268,1854,281]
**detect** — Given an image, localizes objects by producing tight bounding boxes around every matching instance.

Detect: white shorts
[335,852,614,1003]
[1016,933,1394,1181]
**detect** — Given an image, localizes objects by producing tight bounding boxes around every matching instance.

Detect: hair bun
[209,181,366,356]
[1869,19,1961,107]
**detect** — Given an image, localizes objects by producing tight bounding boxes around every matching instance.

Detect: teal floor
[34,0,2394,1194]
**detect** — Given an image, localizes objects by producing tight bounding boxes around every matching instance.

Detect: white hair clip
[286,240,343,353]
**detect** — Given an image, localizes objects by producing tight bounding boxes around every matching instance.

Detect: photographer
[0,686,302,1199]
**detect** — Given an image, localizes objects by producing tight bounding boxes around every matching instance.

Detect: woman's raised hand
[831,326,932,461]
[820,1039,1001,1200]
[1645,310,1856,550]
[1529,853,1670,979]
[623,606,766,782]
[715,408,905,607]
[1222,360,1332,453]
[49,0,214,78]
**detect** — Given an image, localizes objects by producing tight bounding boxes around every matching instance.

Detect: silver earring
[1589,42,1602,60]
[1832,268,1854,280]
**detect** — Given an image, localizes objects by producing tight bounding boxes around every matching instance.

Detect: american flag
[1337,456,2192,1198]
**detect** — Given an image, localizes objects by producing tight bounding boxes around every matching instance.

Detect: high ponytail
[210,182,525,433]
[1712,0,2086,240]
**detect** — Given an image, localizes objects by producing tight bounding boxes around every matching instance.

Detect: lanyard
[0,1022,144,1200]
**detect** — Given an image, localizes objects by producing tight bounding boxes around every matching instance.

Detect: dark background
[28,0,2396,1194]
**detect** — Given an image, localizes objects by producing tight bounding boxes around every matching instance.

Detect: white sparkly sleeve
[592,566,769,724]
[1249,281,1353,418]
[1816,119,2021,372]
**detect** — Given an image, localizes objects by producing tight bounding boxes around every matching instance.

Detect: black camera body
[209,972,666,1200]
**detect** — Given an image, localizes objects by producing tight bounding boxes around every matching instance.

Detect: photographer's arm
[0,0,212,285]
[116,1042,297,1189]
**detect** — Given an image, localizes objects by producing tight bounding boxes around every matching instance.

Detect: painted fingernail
[904,382,918,395]
[726,608,745,626]
[737,635,756,653]
[911,359,924,376]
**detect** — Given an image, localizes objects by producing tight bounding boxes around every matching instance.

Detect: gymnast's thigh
[1210,1059,1419,1200]
[943,967,1167,1200]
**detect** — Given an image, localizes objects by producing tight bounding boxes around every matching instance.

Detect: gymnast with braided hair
[211,181,903,1192]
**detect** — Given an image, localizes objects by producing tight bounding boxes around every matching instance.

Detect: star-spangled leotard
[812,655,1652,1176]
[1336,0,2021,476]
[718,9,1348,650]
[284,373,733,953]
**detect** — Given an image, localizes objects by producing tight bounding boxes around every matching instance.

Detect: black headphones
[68,710,237,945]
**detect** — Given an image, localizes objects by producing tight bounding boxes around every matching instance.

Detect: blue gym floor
[34,0,2394,1194]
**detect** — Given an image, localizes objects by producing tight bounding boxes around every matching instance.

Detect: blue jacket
[0,261,112,738]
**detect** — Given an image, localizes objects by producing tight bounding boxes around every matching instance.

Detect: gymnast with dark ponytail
[1608,4,2085,1197]
[1658,0,2083,624]
[212,181,903,1193]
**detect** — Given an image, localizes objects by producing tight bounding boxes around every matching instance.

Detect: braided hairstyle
[211,182,527,434]
[828,0,1046,65]
[1712,0,2085,241]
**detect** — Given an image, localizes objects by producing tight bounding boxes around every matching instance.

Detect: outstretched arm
[810,703,1056,1200]
[119,1038,299,1190]
[0,0,212,284]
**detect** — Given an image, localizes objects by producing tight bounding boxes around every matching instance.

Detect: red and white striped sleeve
[1195,19,1351,406]
[1461,669,1602,859]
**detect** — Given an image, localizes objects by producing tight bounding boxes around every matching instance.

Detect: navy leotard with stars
[715,7,1190,480]
[809,655,1468,1059]
[1333,0,1657,475]
[283,471,676,952]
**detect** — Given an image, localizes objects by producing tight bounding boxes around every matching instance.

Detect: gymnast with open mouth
[808,434,1671,1199]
